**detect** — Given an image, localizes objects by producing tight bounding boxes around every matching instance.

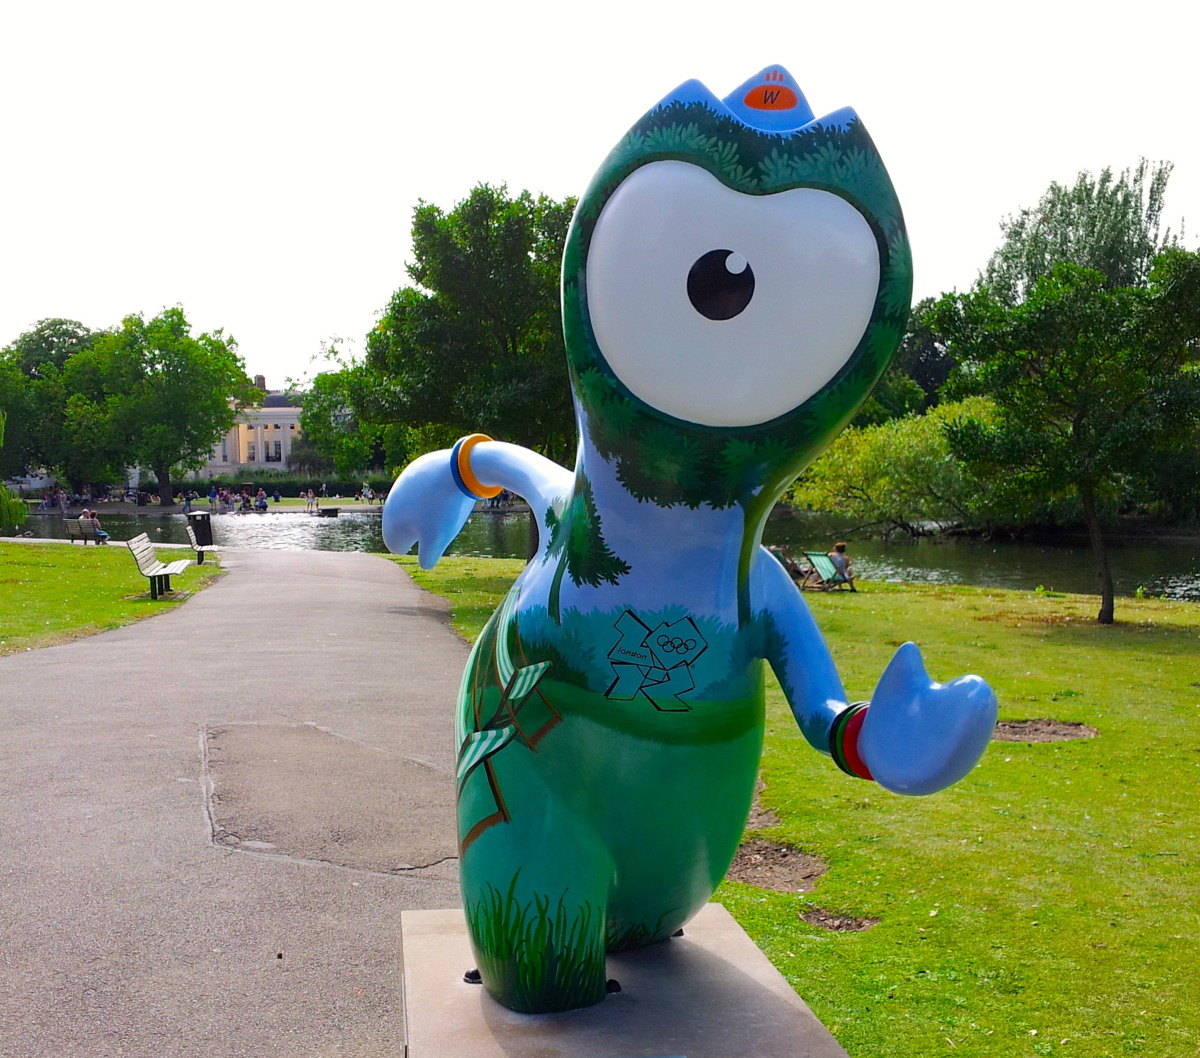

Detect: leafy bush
[0,485,26,531]
[789,398,1083,535]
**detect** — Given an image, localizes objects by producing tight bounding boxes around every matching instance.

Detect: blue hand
[381,451,476,569]
[858,642,998,796]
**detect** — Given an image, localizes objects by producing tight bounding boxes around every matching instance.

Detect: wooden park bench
[64,519,101,544]
[185,523,218,565]
[127,533,190,599]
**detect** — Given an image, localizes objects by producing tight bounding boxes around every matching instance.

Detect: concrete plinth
[400,903,849,1058]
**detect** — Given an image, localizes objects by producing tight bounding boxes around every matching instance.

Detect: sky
[1,1,1195,390]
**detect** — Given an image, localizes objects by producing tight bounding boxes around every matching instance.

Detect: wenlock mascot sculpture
[383,66,998,1014]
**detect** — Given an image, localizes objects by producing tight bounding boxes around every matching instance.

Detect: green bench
[127,533,190,599]
[801,551,855,591]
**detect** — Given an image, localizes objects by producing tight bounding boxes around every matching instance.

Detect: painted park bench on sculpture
[384,65,998,1018]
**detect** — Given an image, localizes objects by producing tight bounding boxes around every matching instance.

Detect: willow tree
[0,411,28,531]
[982,160,1176,303]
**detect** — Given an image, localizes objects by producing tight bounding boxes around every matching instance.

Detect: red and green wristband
[829,702,874,781]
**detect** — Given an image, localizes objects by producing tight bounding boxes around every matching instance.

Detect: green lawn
[0,542,222,655]
[391,555,1200,1058]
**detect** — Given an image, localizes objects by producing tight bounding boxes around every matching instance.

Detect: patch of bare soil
[993,718,1099,742]
[745,779,780,830]
[726,838,826,894]
[800,908,879,932]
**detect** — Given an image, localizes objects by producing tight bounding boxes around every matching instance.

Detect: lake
[18,507,1200,601]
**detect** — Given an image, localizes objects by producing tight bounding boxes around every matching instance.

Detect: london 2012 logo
[605,610,708,711]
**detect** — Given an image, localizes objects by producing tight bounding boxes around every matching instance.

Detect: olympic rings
[655,634,697,654]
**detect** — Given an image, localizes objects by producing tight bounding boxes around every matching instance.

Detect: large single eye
[687,250,755,320]
[585,161,880,427]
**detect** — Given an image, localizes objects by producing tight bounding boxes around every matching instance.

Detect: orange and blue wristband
[829,702,874,780]
[450,434,503,500]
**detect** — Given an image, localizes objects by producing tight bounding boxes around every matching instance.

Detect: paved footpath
[0,548,470,1057]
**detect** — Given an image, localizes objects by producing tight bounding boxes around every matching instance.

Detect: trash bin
[136,491,148,507]
[186,510,214,547]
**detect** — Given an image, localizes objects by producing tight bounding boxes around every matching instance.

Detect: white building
[200,376,302,476]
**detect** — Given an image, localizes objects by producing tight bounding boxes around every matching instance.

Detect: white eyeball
[585,160,880,427]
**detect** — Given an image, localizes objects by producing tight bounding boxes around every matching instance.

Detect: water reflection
[765,514,1200,601]
[16,508,1200,600]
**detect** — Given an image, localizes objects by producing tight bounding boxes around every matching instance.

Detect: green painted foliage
[466,873,606,1014]
[544,476,630,622]
[562,100,911,513]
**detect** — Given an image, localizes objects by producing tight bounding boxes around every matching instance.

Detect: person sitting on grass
[827,541,856,591]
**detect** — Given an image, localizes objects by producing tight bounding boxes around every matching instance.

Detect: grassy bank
[0,542,222,655]
[392,555,1199,1058]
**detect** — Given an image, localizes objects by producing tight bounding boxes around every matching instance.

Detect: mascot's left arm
[753,547,998,795]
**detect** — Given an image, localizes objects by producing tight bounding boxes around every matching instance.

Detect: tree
[893,296,956,405]
[0,411,28,531]
[850,365,926,427]
[365,185,576,462]
[933,251,1200,623]
[932,161,1198,624]
[0,356,32,479]
[982,160,1176,304]
[8,318,97,379]
[849,298,958,427]
[790,398,999,534]
[63,308,255,505]
[284,436,335,476]
[296,350,424,477]
[0,318,101,481]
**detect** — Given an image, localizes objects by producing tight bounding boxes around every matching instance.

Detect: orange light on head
[743,73,799,111]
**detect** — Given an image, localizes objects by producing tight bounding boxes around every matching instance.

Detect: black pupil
[687,249,755,321]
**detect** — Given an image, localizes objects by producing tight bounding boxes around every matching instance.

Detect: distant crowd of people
[207,485,280,514]
[29,480,389,516]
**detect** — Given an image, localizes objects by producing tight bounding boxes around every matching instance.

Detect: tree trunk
[154,465,175,508]
[1079,483,1114,624]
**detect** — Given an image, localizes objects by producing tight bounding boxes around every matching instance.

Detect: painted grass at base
[466,873,607,1014]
